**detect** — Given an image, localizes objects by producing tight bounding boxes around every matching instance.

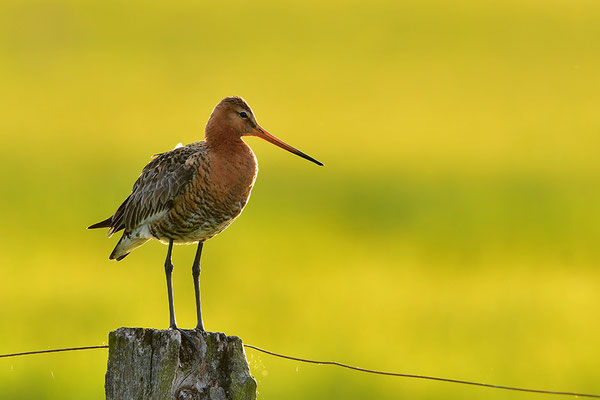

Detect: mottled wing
[108,144,202,234]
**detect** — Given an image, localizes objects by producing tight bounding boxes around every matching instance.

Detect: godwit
[89,96,322,331]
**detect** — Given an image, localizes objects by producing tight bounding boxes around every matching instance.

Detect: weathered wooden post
[105,328,257,400]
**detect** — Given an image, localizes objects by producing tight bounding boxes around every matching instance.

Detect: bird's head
[206,96,323,166]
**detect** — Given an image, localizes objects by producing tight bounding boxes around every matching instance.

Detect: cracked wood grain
[105,328,257,400]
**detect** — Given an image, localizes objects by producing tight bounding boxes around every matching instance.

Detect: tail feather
[109,233,149,261]
[88,217,112,229]
[113,252,130,261]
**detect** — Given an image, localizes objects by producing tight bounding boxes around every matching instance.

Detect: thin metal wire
[1,344,599,398]
[243,344,600,398]
[0,346,109,358]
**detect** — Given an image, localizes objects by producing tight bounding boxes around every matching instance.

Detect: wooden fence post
[105,327,257,400]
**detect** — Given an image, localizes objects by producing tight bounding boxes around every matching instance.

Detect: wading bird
[89,96,322,331]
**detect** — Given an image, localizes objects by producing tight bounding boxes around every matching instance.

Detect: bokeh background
[1,0,599,399]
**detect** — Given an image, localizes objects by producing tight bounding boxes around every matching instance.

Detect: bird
[89,96,323,332]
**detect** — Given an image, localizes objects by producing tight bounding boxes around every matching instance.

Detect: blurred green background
[1,0,599,399]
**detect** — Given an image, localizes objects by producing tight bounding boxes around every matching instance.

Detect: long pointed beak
[251,126,324,166]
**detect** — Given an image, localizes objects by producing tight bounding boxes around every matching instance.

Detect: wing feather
[107,143,203,234]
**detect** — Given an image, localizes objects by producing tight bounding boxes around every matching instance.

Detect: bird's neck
[204,126,251,160]
[205,123,240,144]
[205,132,258,191]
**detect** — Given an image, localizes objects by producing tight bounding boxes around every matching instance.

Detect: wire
[0,346,108,358]
[1,344,598,398]
[243,344,600,398]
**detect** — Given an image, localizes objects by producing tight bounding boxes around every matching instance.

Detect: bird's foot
[170,326,201,353]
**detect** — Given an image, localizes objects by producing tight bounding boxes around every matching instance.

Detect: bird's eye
[239,111,248,119]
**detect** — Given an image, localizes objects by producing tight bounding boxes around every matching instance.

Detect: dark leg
[192,242,205,331]
[163,240,201,353]
[165,239,177,329]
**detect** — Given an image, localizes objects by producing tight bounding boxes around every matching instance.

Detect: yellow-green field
[1,0,599,399]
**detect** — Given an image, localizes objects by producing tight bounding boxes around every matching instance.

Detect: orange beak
[251,126,324,166]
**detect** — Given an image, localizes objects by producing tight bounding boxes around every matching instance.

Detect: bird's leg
[192,242,205,331]
[165,240,200,352]
[164,239,178,329]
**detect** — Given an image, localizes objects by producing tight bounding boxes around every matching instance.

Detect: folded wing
[103,144,202,235]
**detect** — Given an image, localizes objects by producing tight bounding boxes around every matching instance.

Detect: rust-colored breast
[150,140,258,243]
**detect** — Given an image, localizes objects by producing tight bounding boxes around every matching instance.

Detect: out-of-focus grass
[1,0,599,399]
